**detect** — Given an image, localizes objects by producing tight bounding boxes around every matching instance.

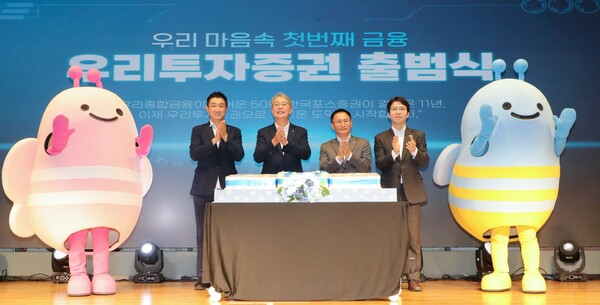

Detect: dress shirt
[210,121,222,189]
[335,135,353,165]
[275,122,289,152]
[391,126,418,184]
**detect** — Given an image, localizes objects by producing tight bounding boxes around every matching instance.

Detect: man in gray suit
[374,96,429,292]
[319,109,371,173]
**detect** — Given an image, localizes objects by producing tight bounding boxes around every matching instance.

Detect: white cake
[216,171,396,203]
[225,172,381,190]
[328,173,381,189]
[275,171,329,188]
[225,174,277,189]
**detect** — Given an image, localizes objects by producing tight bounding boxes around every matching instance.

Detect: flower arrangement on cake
[276,171,330,203]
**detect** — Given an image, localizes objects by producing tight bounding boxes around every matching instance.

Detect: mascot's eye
[116,108,124,116]
[537,103,543,111]
[81,104,90,111]
[502,102,512,110]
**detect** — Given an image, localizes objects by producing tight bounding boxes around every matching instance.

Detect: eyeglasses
[272,101,291,107]
[332,119,351,125]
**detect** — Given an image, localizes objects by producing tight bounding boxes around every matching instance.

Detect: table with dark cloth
[201,201,408,301]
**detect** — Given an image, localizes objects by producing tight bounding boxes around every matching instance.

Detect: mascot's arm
[553,108,576,156]
[135,125,154,196]
[136,124,153,157]
[470,104,497,157]
[432,143,461,186]
[47,115,75,155]
[140,157,153,196]
[135,125,154,195]
[1,138,37,237]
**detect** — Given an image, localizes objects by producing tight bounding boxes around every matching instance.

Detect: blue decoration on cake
[276,171,330,203]
[225,174,277,188]
[328,173,381,188]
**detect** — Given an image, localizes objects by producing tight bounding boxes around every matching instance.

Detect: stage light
[554,240,587,282]
[475,242,494,276]
[51,249,70,283]
[133,241,165,283]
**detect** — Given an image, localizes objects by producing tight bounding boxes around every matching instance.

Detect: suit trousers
[193,194,214,278]
[398,185,422,281]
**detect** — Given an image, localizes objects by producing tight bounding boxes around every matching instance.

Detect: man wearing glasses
[319,108,372,173]
[253,92,311,174]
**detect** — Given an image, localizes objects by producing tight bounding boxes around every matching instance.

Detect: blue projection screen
[1,0,599,249]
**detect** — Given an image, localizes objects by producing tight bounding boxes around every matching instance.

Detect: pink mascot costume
[1,67,153,296]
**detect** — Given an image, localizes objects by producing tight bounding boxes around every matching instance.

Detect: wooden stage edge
[1,278,600,305]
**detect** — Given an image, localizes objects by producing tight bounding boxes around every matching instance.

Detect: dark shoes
[194,280,211,290]
[408,280,422,292]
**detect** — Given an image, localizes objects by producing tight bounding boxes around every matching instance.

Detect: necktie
[212,124,221,189]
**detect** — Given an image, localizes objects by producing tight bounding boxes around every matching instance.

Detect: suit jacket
[319,136,372,173]
[374,127,429,204]
[189,122,244,196]
[253,123,311,174]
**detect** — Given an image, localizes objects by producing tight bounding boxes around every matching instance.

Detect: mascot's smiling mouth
[511,112,540,120]
[89,113,118,122]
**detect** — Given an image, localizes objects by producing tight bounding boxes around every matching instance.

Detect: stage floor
[1,279,599,305]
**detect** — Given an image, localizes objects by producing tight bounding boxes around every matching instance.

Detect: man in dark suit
[253,92,311,174]
[189,91,244,290]
[319,108,371,173]
[374,96,429,292]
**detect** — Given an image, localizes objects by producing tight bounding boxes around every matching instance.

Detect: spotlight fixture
[554,240,587,282]
[475,242,494,277]
[51,249,70,283]
[133,241,165,283]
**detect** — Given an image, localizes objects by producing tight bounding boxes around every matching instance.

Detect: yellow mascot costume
[433,59,576,293]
